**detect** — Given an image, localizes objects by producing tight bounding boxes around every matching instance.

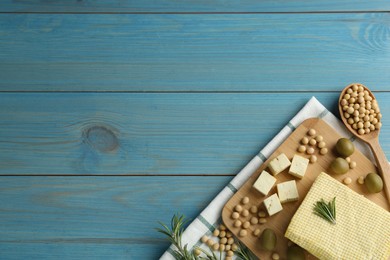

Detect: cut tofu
[277,180,299,203]
[253,170,276,196]
[263,193,283,216]
[289,154,309,178]
[268,153,291,176]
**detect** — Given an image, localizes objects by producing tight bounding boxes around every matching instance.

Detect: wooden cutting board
[222,118,388,259]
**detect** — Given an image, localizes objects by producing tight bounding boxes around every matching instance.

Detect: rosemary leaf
[313,197,336,224]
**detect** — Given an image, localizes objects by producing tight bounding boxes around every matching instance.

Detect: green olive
[259,228,276,251]
[330,157,349,174]
[365,173,383,193]
[335,138,355,157]
[287,245,306,260]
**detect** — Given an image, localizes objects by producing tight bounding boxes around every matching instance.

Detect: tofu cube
[289,154,309,178]
[263,193,283,216]
[268,153,291,176]
[277,180,299,203]
[253,170,276,196]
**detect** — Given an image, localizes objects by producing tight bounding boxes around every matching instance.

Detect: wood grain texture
[0,92,342,175]
[1,14,390,91]
[1,92,390,176]
[1,0,390,13]
[222,118,388,259]
[0,176,230,259]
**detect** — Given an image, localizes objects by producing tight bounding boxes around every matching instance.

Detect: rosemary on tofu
[313,197,336,224]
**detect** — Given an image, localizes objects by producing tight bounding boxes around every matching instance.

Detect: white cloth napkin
[160,96,374,259]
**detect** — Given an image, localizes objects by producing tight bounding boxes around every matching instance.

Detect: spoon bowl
[339,83,390,208]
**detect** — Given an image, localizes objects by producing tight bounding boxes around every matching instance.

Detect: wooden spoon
[339,83,390,207]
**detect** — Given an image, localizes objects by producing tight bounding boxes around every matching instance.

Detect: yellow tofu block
[285,172,390,260]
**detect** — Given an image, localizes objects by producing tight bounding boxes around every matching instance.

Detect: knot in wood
[84,125,119,152]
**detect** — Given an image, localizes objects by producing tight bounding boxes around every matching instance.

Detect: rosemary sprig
[156,213,196,260]
[235,242,256,260]
[157,213,256,260]
[313,197,336,224]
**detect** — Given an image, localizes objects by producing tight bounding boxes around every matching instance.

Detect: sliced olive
[365,173,383,193]
[335,138,355,157]
[330,157,349,175]
[259,228,276,251]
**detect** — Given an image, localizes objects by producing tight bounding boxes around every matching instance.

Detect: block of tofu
[289,154,309,178]
[285,173,390,260]
[253,170,276,196]
[277,180,299,203]
[268,153,291,176]
[263,193,283,216]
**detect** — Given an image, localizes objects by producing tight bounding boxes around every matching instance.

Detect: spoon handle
[368,138,390,208]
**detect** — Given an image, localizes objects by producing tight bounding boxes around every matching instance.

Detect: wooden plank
[1,0,390,13]
[0,175,230,259]
[1,92,390,176]
[0,92,341,175]
[1,14,390,91]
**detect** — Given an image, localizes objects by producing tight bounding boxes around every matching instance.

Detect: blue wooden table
[1,1,390,259]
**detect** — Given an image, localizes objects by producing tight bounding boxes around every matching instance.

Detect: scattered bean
[219,224,226,231]
[220,237,227,245]
[297,145,306,153]
[358,176,365,184]
[219,244,225,251]
[272,252,280,260]
[250,217,259,225]
[226,231,232,238]
[242,221,250,229]
[201,235,209,243]
[258,211,266,218]
[315,135,323,142]
[308,128,316,136]
[227,250,234,257]
[309,155,317,164]
[250,205,258,214]
[306,147,315,155]
[317,141,326,148]
[233,220,242,228]
[349,161,357,169]
[219,231,226,238]
[241,196,249,205]
[231,212,239,219]
[259,217,267,224]
[239,229,248,237]
[320,147,328,155]
[194,248,202,256]
[301,137,309,145]
[309,139,317,146]
[212,243,219,251]
[234,205,243,212]
[213,229,220,237]
[343,177,352,185]
[253,228,261,237]
[207,239,214,247]
[225,244,231,251]
[227,237,234,245]
[345,157,351,163]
